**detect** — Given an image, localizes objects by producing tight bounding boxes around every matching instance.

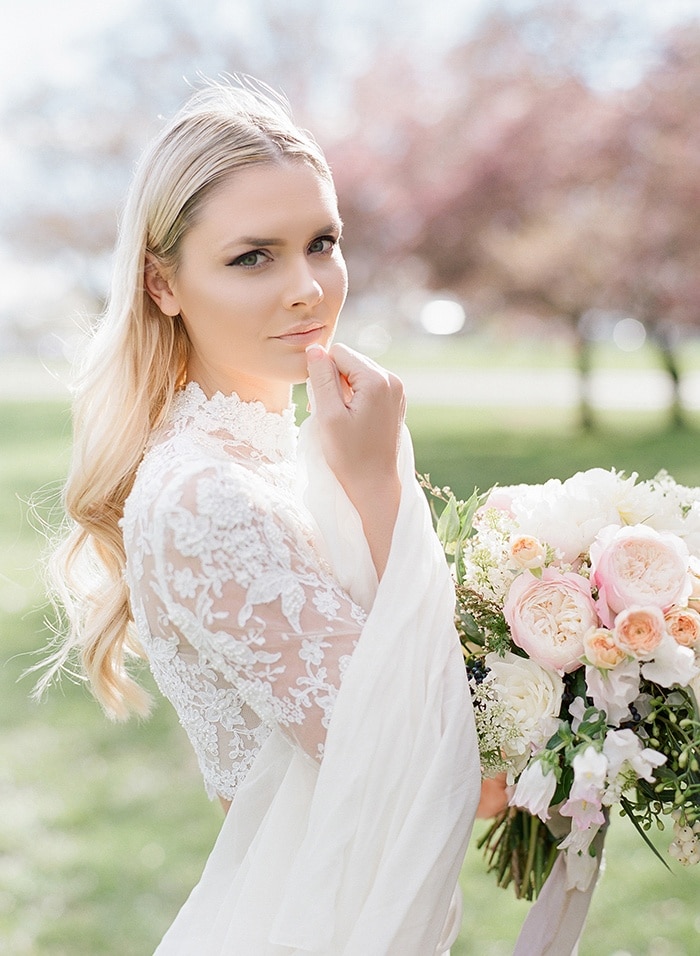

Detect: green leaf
[620,795,672,871]
[436,494,461,550]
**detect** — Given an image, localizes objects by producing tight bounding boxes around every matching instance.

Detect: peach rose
[613,606,666,659]
[664,606,700,649]
[504,569,596,673]
[583,626,628,669]
[509,534,547,570]
[590,525,691,628]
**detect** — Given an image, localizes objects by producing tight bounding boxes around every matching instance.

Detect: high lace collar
[168,381,298,462]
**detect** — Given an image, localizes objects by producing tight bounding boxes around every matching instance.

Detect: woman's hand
[476,773,510,819]
[305,343,405,577]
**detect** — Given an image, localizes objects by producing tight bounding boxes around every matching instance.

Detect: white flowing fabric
[512,824,606,956]
[152,412,481,955]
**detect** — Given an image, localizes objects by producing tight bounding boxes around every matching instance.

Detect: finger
[305,344,345,411]
[328,343,390,395]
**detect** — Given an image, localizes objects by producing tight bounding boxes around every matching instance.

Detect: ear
[144,254,180,317]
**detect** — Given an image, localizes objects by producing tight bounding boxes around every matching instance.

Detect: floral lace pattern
[122,384,364,799]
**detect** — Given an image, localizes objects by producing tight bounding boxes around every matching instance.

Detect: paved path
[1,358,698,410]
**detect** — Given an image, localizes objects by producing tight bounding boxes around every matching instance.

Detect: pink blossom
[509,534,547,570]
[665,606,700,649]
[583,626,627,669]
[504,569,597,674]
[590,524,691,628]
[559,747,607,830]
[613,606,666,659]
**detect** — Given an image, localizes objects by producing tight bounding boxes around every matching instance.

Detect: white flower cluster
[669,810,700,866]
[461,507,515,602]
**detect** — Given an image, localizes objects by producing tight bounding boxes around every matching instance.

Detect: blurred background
[2,0,700,953]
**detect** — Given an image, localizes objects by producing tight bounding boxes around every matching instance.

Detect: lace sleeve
[141,458,365,762]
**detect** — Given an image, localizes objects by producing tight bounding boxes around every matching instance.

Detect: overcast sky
[3,0,698,103]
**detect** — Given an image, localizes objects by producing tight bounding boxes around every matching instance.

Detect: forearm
[343,474,401,580]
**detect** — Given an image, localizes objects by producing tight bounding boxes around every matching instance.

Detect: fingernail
[306,344,325,362]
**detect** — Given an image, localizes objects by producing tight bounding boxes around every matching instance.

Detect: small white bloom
[641,635,699,688]
[559,823,602,891]
[585,659,640,725]
[603,728,666,784]
[569,695,587,734]
[571,746,608,797]
[510,760,558,821]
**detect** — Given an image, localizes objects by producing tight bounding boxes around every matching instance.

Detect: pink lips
[274,325,325,345]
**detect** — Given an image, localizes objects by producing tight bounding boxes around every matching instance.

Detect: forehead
[195,162,339,234]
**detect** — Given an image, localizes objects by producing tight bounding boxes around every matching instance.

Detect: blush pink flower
[613,606,666,659]
[664,606,700,649]
[590,524,691,628]
[509,534,547,570]
[559,746,607,830]
[582,626,627,670]
[504,569,597,674]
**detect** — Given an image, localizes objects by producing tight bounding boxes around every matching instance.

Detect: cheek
[330,259,349,307]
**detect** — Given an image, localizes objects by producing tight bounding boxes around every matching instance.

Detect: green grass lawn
[2,397,699,955]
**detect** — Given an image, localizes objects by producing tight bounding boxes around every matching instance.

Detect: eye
[228,249,270,269]
[308,235,338,255]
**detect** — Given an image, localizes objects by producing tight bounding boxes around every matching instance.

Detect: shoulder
[127,436,261,529]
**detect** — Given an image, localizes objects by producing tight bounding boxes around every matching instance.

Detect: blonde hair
[37,77,333,719]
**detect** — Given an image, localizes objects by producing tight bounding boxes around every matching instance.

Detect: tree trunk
[651,320,684,429]
[574,314,594,431]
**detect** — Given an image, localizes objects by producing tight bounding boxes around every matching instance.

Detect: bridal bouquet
[424,468,700,900]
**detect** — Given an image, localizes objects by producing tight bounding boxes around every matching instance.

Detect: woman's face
[148,161,348,411]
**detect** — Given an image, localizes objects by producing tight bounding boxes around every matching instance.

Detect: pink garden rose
[509,534,547,570]
[504,569,597,673]
[665,606,700,649]
[590,525,691,628]
[613,606,666,659]
[583,626,627,670]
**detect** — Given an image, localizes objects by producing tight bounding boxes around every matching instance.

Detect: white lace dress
[122,382,480,955]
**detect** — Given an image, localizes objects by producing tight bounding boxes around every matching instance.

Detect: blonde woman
[40,78,481,954]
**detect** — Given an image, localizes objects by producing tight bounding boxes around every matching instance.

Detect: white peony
[483,651,564,773]
[504,469,638,564]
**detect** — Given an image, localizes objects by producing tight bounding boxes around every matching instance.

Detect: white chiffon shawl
[153,414,482,955]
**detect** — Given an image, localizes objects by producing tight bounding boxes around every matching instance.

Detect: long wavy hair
[36,77,333,719]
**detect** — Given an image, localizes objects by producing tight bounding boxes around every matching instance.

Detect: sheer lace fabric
[122,383,363,800]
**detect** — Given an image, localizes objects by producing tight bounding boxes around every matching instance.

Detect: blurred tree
[609,23,700,426]
[0,0,392,314]
[332,2,700,427]
[4,0,700,431]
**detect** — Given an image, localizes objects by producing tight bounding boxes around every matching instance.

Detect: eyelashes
[227,234,340,270]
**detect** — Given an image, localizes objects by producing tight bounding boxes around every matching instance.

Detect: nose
[283,257,324,309]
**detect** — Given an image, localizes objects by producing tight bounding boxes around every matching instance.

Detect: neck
[185,358,292,413]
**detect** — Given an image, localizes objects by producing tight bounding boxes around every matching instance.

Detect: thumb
[305,344,344,412]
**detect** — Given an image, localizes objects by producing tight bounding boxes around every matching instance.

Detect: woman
[40,78,481,954]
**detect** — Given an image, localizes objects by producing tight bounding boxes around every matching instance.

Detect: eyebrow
[220,222,343,253]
